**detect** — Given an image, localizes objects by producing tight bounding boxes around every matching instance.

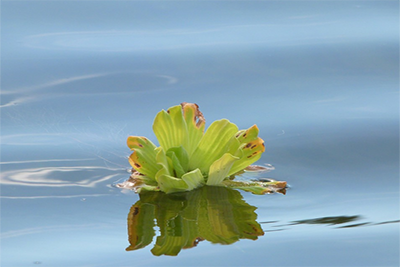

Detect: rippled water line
[0,72,180,108]
[1,71,178,95]
[22,20,347,52]
[262,218,400,230]
[0,167,123,187]
[0,158,97,165]
[0,194,112,200]
[0,73,114,95]
[0,96,36,108]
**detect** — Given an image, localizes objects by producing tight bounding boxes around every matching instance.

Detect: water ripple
[0,166,121,188]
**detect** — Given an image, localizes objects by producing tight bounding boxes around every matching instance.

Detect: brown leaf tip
[181,102,205,128]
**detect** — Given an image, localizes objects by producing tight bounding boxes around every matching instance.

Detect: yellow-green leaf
[189,119,238,174]
[207,153,239,186]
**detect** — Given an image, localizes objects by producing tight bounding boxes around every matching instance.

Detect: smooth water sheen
[1,1,399,267]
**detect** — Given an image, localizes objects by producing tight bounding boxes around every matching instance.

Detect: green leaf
[166,151,186,178]
[223,125,266,176]
[236,125,260,144]
[158,175,189,194]
[222,180,287,195]
[166,146,189,174]
[228,137,265,176]
[153,105,189,152]
[181,168,205,189]
[154,147,172,182]
[157,169,205,194]
[181,103,205,157]
[189,119,239,174]
[207,153,239,186]
[127,136,160,179]
[225,125,259,154]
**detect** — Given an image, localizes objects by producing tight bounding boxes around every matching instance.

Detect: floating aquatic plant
[126,103,286,194]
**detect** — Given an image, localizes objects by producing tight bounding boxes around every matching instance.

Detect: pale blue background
[1,1,399,266]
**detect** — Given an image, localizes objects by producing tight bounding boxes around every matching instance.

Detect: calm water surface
[1,1,399,267]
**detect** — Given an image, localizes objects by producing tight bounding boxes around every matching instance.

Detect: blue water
[1,1,399,266]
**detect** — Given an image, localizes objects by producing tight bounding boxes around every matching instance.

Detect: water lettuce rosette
[126,103,286,194]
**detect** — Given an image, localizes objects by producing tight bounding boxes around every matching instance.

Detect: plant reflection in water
[126,186,282,256]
